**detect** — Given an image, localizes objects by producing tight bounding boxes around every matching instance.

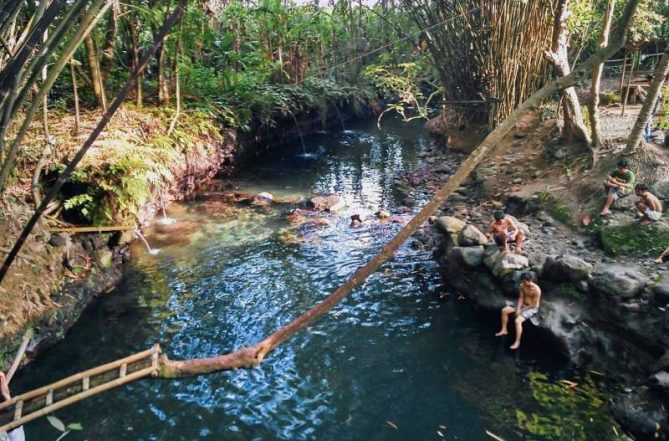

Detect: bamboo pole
[621,51,638,116]
[0,345,159,412]
[5,330,32,383]
[48,225,134,234]
[0,365,157,433]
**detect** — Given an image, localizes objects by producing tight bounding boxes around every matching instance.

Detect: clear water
[13,118,618,440]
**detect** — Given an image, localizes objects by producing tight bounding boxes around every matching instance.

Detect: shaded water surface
[15,119,618,440]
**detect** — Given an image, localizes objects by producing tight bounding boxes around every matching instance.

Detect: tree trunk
[626,46,669,151]
[70,59,80,134]
[619,51,628,92]
[621,51,637,116]
[589,0,616,150]
[167,18,182,135]
[127,12,142,107]
[83,33,107,110]
[157,42,169,104]
[544,0,591,144]
[100,5,117,85]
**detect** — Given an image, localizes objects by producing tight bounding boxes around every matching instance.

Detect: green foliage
[537,191,572,224]
[61,108,221,224]
[539,101,559,120]
[603,91,621,105]
[516,372,622,441]
[363,62,441,125]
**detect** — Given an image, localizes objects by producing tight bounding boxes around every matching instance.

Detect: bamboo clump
[402,0,552,124]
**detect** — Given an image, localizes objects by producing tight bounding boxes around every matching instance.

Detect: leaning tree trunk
[544,0,591,145]
[589,0,616,150]
[626,46,669,151]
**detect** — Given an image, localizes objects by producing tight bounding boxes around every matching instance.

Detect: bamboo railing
[0,345,161,433]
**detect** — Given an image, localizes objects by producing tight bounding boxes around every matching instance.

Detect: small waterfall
[156,197,176,226]
[133,229,160,255]
[286,109,313,158]
[326,98,346,132]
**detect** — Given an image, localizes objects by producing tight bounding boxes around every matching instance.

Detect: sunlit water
[14,118,619,440]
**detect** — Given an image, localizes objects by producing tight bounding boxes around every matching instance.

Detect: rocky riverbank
[409,110,669,439]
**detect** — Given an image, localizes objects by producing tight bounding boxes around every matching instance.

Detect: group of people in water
[487,158,667,349]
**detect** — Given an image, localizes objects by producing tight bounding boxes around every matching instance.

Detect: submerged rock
[310,194,345,212]
[251,192,274,206]
[609,391,669,440]
[650,371,669,397]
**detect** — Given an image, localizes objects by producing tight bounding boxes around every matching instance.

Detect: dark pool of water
[13,118,619,440]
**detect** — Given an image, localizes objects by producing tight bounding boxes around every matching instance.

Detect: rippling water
[14,118,619,441]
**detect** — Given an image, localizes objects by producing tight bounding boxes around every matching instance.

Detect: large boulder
[435,216,467,246]
[457,224,488,246]
[310,194,345,212]
[542,255,594,282]
[653,180,669,201]
[653,272,669,303]
[448,246,484,268]
[484,250,530,278]
[590,265,646,299]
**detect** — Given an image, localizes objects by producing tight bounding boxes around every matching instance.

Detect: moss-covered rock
[600,222,669,256]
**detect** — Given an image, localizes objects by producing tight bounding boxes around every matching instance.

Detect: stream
[14,118,620,440]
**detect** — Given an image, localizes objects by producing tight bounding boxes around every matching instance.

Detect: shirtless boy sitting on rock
[495,272,541,350]
[486,210,525,253]
[635,183,663,225]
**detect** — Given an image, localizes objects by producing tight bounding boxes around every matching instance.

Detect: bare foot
[654,258,663,264]
[509,342,520,350]
[495,331,508,337]
[513,247,522,254]
[600,210,611,216]
[502,247,510,253]
[640,219,652,225]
